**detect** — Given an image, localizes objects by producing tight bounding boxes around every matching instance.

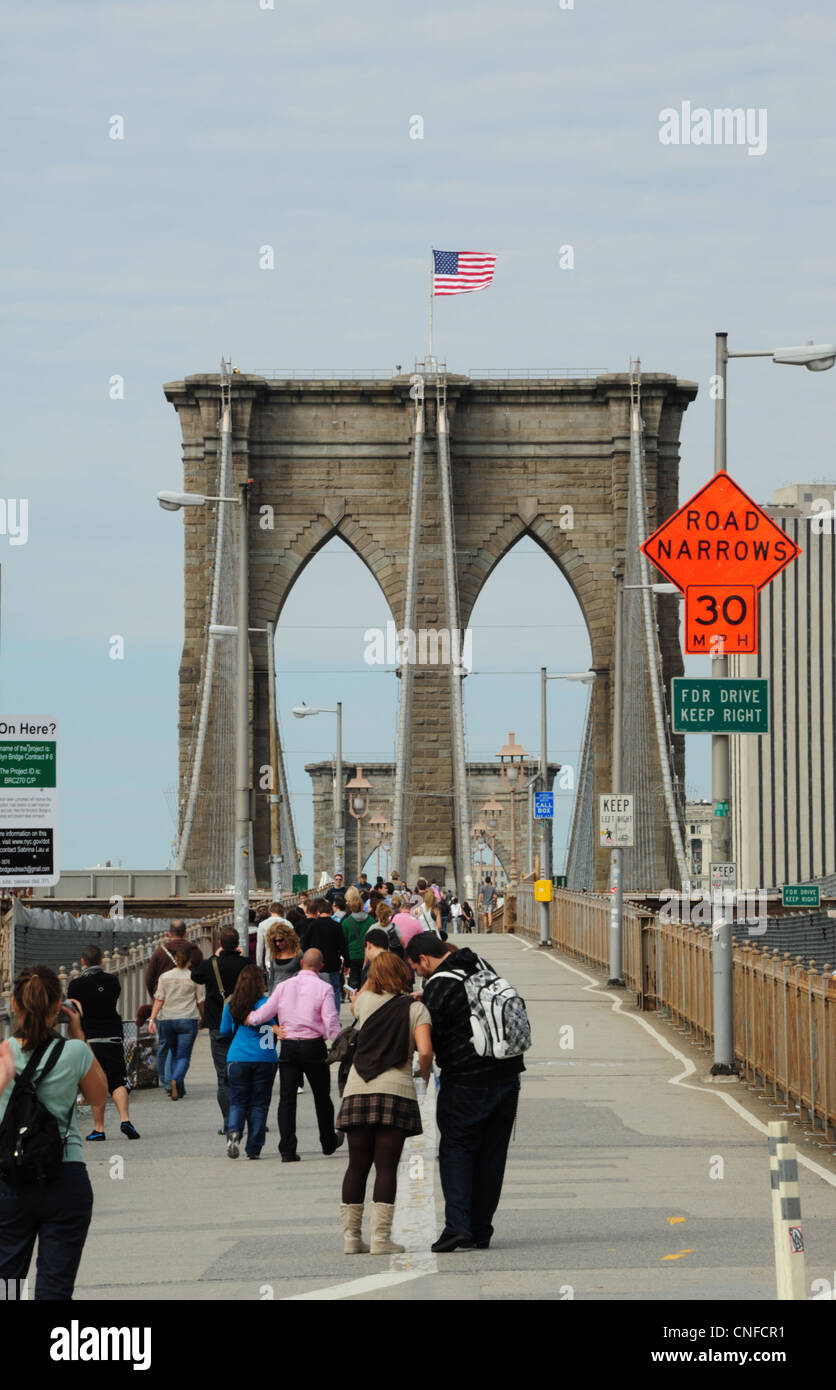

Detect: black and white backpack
[431,957,532,1059]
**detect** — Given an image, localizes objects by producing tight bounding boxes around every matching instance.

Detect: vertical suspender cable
[391,388,424,877]
[176,368,232,871]
[437,391,473,900]
[630,369,689,887]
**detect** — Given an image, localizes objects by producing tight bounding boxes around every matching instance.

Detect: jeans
[209,1029,232,1127]
[0,1162,93,1300]
[158,1018,199,1092]
[325,971,343,1016]
[277,1038,335,1157]
[227,1061,278,1156]
[156,1024,173,1090]
[436,1074,520,1240]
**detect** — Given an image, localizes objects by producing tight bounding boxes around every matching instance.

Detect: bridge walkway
[71,935,836,1301]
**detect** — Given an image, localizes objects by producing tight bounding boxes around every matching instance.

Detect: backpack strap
[15,1035,66,1090]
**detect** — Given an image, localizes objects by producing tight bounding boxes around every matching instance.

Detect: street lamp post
[292,703,343,877]
[480,794,502,891]
[346,766,372,880]
[539,672,596,947]
[369,811,386,879]
[709,333,835,1076]
[496,734,527,885]
[157,485,251,943]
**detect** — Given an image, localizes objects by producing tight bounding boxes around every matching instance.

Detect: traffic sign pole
[607,579,625,986]
[711,332,736,1075]
[539,668,551,947]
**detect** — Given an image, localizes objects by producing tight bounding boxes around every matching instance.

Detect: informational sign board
[553,874,568,888]
[641,473,801,655]
[672,678,769,733]
[534,792,554,820]
[292,874,309,894]
[781,884,820,908]
[599,794,634,848]
[0,717,59,887]
[710,862,737,893]
[714,801,729,817]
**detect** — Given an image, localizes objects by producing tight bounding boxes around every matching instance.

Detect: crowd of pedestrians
[0,869,527,1297]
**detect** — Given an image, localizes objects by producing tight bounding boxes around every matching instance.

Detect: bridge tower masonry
[164,370,696,892]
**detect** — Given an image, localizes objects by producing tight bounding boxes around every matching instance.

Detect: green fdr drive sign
[672,678,769,734]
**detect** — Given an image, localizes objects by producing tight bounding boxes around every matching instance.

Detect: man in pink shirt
[392,906,423,951]
[248,949,344,1162]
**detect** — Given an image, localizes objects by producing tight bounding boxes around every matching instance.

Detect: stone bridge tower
[164,370,696,891]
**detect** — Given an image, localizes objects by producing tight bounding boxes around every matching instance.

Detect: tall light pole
[480,794,502,891]
[157,485,252,942]
[709,334,835,1075]
[540,671,596,948]
[292,703,343,877]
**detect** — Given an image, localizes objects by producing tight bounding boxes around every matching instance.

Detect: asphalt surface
[67,934,836,1301]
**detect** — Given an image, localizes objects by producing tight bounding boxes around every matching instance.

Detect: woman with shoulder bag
[148,943,205,1099]
[336,954,433,1256]
[0,965,108,1300]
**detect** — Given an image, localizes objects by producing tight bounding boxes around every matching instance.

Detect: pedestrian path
[73,936,836,1301]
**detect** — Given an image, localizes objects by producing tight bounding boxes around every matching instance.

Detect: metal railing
[251,368,610,382]
[512,884,836,1140]
[467,368,609,379]
[0,913,229,1034]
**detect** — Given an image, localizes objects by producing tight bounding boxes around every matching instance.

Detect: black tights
[342,1126,408,1204]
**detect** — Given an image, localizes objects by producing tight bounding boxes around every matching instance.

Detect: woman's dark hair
[285,906,306,930]
[229,964,266,1023]
[172,942,192,968]
[12,964,63,1047]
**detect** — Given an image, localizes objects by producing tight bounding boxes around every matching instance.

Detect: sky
[2,0,835,879]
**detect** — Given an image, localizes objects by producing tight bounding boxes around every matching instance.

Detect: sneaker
[120,1121,141,1140]
[246,1153,261,1160]
[218,1127,226,1136]
[85,1130,106,1142]
[226,1131,241,1159]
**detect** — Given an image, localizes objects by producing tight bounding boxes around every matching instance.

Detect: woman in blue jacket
[219,965,278,1159]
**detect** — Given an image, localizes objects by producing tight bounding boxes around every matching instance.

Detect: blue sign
[534,792,554,820]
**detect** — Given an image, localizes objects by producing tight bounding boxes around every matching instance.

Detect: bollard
[768,1121,807,1299]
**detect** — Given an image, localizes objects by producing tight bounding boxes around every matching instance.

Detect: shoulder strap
[13,1035,66,1091]
[161,944,176,964]
[211,957,229,1000]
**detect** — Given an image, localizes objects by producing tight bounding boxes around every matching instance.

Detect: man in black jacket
[300,898,346,1016]
[406,932,524,1252]
[191,927,249,1135]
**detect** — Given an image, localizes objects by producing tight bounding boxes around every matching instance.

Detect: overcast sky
[3,0,835,878]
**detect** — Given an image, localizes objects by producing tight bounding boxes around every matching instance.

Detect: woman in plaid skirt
[337,954,433,1255]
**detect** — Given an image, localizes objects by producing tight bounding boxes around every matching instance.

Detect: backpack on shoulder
[385,926,406,959]
[431,958,532,1059]
[0,1037,74,1187]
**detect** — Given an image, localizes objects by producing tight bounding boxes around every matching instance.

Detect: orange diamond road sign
[641,473,800,592]
[641,472,801,655]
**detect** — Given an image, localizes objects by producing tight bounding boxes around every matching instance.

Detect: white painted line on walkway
[284,1081,440,1300]
[506,935,836,1191]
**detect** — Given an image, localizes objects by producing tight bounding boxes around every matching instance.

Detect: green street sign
[672,678,769,734]
[553,874,568,888]
[714,802,729,817]
[782,884,820,907]
[292,874,308,894]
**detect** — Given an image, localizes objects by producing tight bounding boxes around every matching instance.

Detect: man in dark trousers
[406,932,524,1252]
[300,897,347,1016]
[68,944,140,1141]
[144,921,204,1094]
[190,926,249,1136]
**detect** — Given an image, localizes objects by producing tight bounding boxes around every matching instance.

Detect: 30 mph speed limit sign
[685,584,756,654]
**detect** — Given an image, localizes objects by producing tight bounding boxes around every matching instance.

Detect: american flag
[432,249,497,296]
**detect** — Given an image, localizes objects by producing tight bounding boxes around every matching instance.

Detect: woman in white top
[149,942,205,1099]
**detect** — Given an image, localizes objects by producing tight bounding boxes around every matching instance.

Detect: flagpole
[429,250,434,364]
